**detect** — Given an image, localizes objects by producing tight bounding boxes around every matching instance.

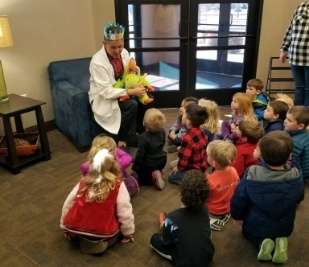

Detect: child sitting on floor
[206,140,239,231]
[263,100,289,134]
[245,78,269,121]
[167,97,198,153]
[80,134,139,196]
[198,98,221,143]
[168,103,208,184]
[150,169,215,266]
[131,108,167,190]
[231,131,304,264]
[60,136,135,255]
[231,118,264,178]
[284,106,309,179]
[221,92,256,143]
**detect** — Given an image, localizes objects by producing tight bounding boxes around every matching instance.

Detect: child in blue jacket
[246,78,269,121]
[231,131,304,264]
[284,105,309,179]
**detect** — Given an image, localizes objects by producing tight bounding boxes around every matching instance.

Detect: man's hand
[279,51,287,63]
[127,85,146,97]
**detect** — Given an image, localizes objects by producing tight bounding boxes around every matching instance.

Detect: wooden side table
[0,94,51,174]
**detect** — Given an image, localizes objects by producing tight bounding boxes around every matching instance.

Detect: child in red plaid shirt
[168,103,208,184]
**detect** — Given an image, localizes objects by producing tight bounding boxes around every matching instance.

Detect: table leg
[35,106,51,160]
[2,116,21,174]
[14,114,25,133]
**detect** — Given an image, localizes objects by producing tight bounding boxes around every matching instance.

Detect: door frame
[115,0,264,107]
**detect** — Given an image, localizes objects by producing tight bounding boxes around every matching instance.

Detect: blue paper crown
[104,22,125,41]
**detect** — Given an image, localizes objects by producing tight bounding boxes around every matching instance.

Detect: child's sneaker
[257,238,274,261]
[272,237,288,263]
[209,216,225,231]
[220,213,231,224]
[152,170,165,190]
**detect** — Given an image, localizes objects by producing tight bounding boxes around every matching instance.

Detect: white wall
[0,0,303,134]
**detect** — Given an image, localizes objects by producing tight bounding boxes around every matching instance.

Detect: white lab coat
[89,46,131,134]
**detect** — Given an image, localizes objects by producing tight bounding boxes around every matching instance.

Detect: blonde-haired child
[80,134,139,196]
[198,98,220,143]
[206,140,239,231]
[60,136,135,254]
[221,92,256,143]
[132,108,167,190]
[275,93,294,109]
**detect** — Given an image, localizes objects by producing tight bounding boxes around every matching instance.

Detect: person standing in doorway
[280,2,309,106]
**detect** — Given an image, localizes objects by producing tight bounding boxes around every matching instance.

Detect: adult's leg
[150,233,173,261]
[136,94,154,134]
[118,98,138,145]
[291,64,305,105]
[303,66,309,106]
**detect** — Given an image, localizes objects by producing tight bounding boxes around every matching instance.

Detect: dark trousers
[150,233,173,261]
[136,155,167,185]
[118,96,153,146]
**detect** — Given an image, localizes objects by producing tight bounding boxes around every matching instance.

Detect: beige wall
[0,0,303,134]
[0,0,115,133]
[256,0,301,81]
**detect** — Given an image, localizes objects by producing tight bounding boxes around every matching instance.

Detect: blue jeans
[291,64,309,106]
[168,170,187,184]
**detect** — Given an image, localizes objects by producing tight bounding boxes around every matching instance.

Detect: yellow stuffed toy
[114,58,154,104]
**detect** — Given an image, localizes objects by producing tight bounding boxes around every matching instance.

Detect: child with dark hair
[131,108,167,190]
[150,169,215,267]
[263,100,289,134]
[231,131,304,264]
[167,97,198,153]
[284,106,309,179]
[206,140,239,231]
[231,118,264,178]
[246,78,269,121]
[168,103,208,184]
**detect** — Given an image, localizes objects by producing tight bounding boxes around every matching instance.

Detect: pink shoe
[152,170,165,190]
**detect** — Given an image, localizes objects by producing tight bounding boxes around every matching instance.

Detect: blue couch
[48,57,106,152]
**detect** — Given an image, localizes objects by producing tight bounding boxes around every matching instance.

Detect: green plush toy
[113,58,154,104]
[124,73,153,105]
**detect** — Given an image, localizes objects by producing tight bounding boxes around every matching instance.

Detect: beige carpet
[0,108,308,266]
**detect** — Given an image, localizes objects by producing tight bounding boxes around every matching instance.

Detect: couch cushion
[49,57,91,91]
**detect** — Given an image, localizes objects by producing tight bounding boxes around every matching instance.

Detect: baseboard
[26,120,56,133]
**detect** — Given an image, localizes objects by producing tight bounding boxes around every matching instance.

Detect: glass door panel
[116,0,263,107]
[133,51,180,91]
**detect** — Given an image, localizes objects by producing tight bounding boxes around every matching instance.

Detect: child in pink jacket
[81,134,139,196]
